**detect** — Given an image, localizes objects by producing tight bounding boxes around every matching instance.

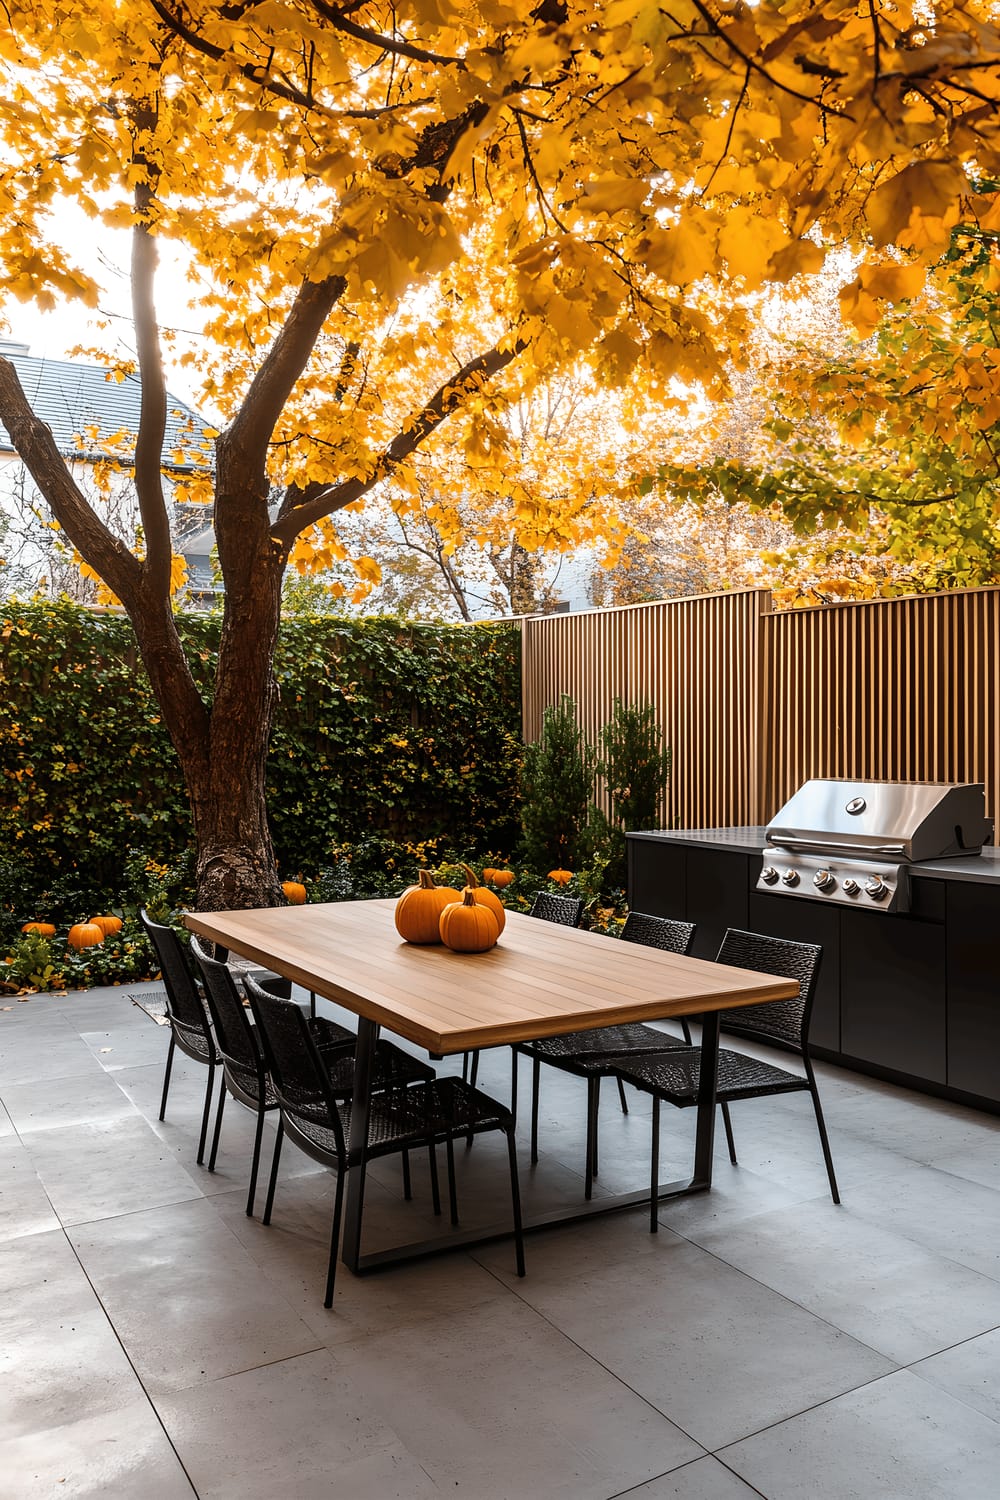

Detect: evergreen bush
[518,694,596,872]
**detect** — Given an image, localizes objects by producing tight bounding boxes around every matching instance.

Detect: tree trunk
[125,509,288,913]
[189,512,287,911]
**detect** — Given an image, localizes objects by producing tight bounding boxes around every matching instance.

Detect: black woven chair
[246,981,525,1306]
[606,928,840,1228]
[237,970,438,1215]
[516,911,697,1196]
[190,939,357,1215]
[139,909,220,1165]
[462,888,586,1091]
[528,890,584,926]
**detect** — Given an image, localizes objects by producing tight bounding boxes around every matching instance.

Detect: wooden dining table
[184,899,798,1273]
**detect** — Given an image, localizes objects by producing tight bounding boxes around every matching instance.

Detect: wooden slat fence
[521,584,1000,829]
[521,589,772,829]
[760,587,1000,823]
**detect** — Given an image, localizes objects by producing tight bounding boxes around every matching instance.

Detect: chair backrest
[139,909,212,1036]
[621,910,695,956]
[189,937,261,1076]
[714,928,822,1055]
[529,891,584,927]
[243,975,347,1149]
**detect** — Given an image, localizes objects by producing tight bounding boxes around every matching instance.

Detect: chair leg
[196,1061,215,1166]
[721,1100,737,1164]
[616,1076,629,1114]
[309,990,316,1019]
[445,1134,459,1225]
[324,1164,347,1309]
[208,1074,227,1172]
[805,1064,841,1204]
[263,1119,284,1225]
[401,1148,412,1200]
[158,1035,175,1121]
[650,1094,661,1234]
[469,1050,480,1087]
[530,1057,541,1164]
[506,1126,525,1278]
[246,1103,267,1217]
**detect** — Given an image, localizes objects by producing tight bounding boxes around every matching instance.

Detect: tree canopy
[2,0,1000,902]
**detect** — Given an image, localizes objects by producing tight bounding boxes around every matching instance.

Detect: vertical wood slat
[521,584,1000,832]
[758,587,1000,824]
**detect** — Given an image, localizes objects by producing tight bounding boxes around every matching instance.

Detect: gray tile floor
[2,981,1000,1498]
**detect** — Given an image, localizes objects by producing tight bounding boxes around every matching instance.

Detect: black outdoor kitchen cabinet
[627,829,1000,1113]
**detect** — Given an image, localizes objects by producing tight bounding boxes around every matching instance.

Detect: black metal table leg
[692,1009,720,1188]
[340,1015,378,1274]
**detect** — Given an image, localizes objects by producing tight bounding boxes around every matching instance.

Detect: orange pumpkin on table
[439,889,500,953]
[22,921,56,937]
[460,865,507,935]
[282,881,307,905]
[394,870,462,945]
[68,921,104,950]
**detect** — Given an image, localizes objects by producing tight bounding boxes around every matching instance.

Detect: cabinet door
[946,883,1000,1104]
[627,839,687,924]
[840,899,946,1084]
[746,893,841,1053]
[686,850,749,960]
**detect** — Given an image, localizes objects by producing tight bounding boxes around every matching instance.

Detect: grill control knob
[781,869,800,887]
[761,866,779,885]
[864,875,888,900]
[813,869,835,892]
[843,877,860,896]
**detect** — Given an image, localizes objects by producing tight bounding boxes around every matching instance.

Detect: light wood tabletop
[184,898,799,1054]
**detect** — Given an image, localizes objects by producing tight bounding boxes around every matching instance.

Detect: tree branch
[0,359,143,605]
[269,339,525,543]
[217,274,347,496]
[308,0,465,68]
[130,100,173,598]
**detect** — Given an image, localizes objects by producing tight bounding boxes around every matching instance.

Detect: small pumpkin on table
[394,870,462,944]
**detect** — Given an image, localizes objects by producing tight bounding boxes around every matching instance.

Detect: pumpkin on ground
[460,865,507,934]
[68,922,104,950]
[483,868,515,888]
[548,869,574,886]
[90,915,123,937]
[282,881,307,904]
[22,922,56,937]
[439,889,500,953]
[394,870,462,945]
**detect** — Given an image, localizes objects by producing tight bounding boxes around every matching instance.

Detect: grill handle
[768,835,907,858]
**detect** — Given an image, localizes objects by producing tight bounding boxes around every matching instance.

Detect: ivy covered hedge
[0,600,522,925]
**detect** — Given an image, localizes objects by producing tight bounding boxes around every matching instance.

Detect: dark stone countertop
[626,827,1000,885]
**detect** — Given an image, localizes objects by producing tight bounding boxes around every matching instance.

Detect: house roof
[0,341,213,472]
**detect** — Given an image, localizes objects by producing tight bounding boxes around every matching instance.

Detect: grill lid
[766,779,992,863]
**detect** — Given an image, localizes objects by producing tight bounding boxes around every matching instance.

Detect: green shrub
[518,695,596,872]
[592,698,671,887]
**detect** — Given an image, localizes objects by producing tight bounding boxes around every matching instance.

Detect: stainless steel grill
[758,780,993,913]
